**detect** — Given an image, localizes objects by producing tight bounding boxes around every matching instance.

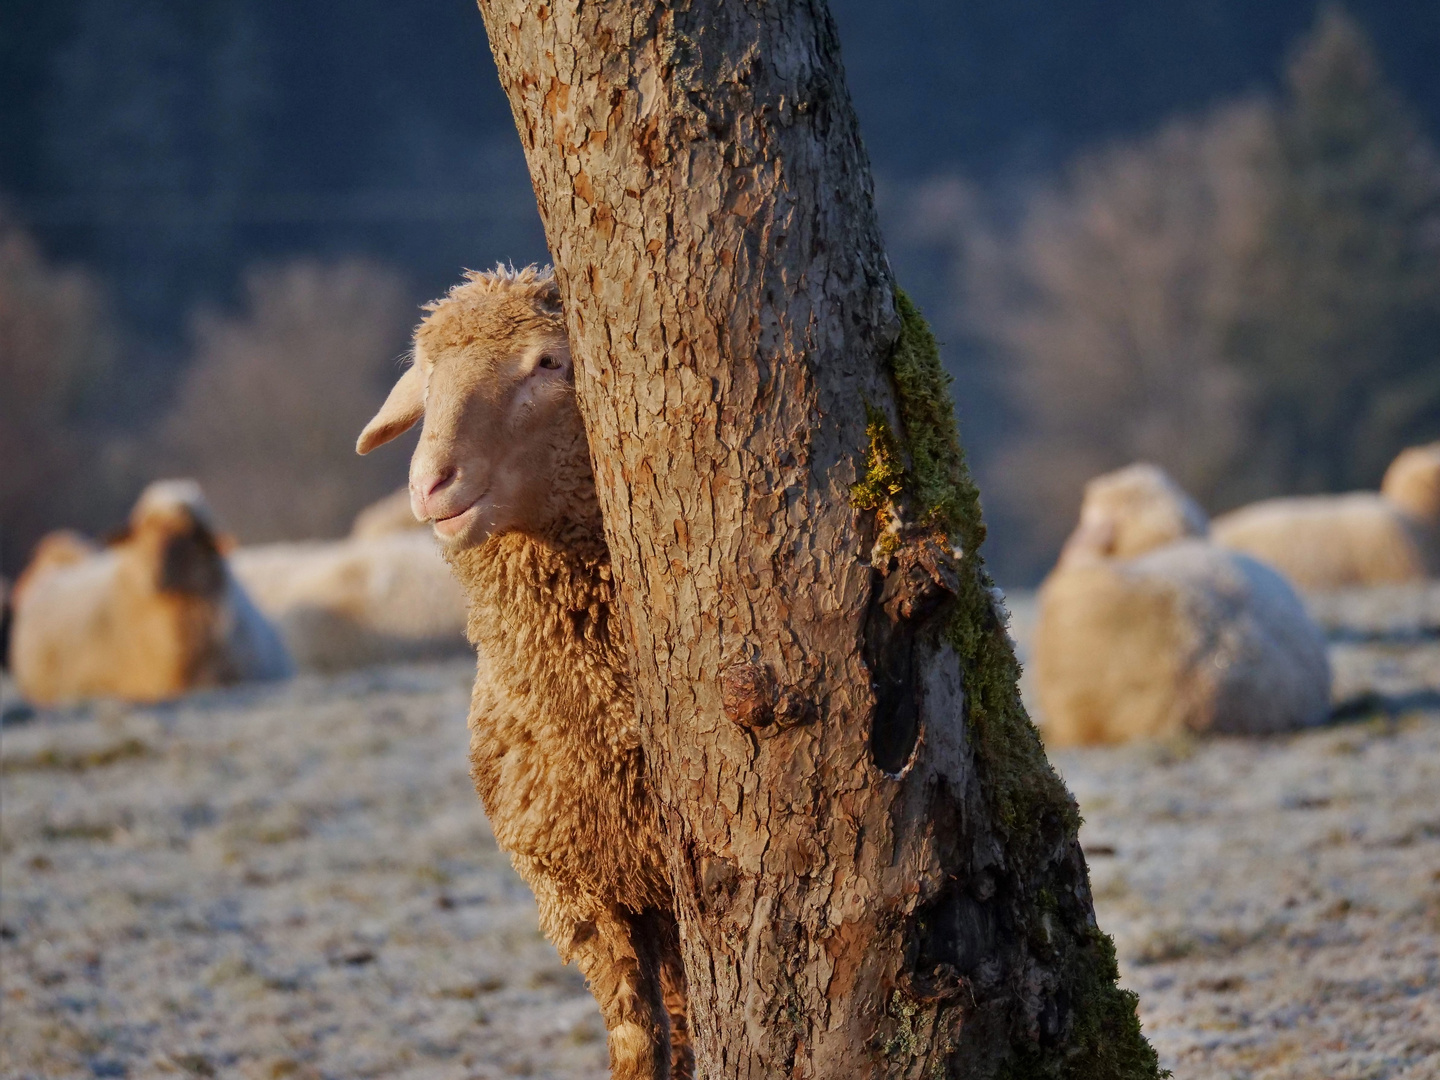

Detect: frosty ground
[2,594,1437,1079]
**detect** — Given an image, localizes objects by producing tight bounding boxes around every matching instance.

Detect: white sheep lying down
[1033,464,1331,746]
[1035,540,1332,745]
[228,528,468,673]
[1211,442,1440,589]
[348,485,425,539]
[8,480,292,706]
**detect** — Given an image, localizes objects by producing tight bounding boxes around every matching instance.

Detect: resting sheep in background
[8,480,292,706]
[228,491,468,673]
[357,266,689,1080]
[348,486,425,539]
[1034,464,1331,746]
[1212,442,1440,589]
[0,575,11,672]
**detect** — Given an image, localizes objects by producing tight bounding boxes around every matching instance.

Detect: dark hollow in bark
[865,533,961,776]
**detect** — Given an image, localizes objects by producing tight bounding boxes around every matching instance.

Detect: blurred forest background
[2,0,1438,584]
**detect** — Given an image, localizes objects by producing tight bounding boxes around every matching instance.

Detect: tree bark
[473,2,1165,1077]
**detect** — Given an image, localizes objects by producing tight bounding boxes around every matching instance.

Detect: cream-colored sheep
[1034,464,1331,746]
[357,266,688,1080]
[0,575,11,672]
[8,480,292,706]
[228,530,468,673]
[1211,443,1440,588]
[348,486,425,539]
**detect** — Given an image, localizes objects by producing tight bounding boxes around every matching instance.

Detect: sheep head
[1059,463,1209,566]
[1382,442,1440,526]
[357,265,592,551]
[124,479,228,597]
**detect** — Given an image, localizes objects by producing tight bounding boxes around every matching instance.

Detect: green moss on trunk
[852,404,908,513]
[875,290,1167,1080]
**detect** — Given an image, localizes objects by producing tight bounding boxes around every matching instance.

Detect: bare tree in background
[960,6,1440,583]
[162,260,414,542]
[0,211,121,576]
[1229,5,1440,494]
[475,0,1164,1076]
[966,103,1277,579]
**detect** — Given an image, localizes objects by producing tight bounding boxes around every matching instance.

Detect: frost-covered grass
[1,595,1437,1079]
[1,662,607,1080]
[1056,711,1440,1080]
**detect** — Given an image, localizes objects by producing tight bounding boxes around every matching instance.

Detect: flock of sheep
[1032,444,1439,745]
[5,416,1435,737]
[2,263,1437,1079]
[4,481,467,705]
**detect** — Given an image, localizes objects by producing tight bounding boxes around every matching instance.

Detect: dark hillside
[4,0,1435,351]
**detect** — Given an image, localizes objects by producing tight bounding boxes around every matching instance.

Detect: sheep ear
[536,274,563,315]
[357,364,424,455]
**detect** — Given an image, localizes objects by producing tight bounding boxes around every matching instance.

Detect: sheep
[1033,464,1331,746]
[356,265,689,1080]
[227,529,468,673]
[8,480,292,706]
[0,575,10,672]
[349,486,425,539]
[1211,442,1440,589]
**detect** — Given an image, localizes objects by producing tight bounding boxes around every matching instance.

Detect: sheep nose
[410,465,457,519]
[415,466,456,500]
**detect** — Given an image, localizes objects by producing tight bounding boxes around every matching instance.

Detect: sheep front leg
[657,920,693,1080]
[628,907,692,1080]
[569,908,671,1080]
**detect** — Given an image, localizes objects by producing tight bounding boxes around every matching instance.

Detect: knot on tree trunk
[696,853,741,916]
[721,661,815,732]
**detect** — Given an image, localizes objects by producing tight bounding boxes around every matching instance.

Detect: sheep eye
[538,354,562,370]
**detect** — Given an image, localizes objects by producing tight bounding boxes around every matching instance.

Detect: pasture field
[2,596,1437,1079]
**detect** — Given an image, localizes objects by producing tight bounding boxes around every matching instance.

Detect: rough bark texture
[474,1,1165,1077]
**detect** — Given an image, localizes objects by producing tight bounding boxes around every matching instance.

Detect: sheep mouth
[431,493,487,538]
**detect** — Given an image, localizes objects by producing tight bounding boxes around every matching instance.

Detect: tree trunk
[473,1,1165,1077]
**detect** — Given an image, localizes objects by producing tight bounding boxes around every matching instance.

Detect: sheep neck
[442,466,617,662]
